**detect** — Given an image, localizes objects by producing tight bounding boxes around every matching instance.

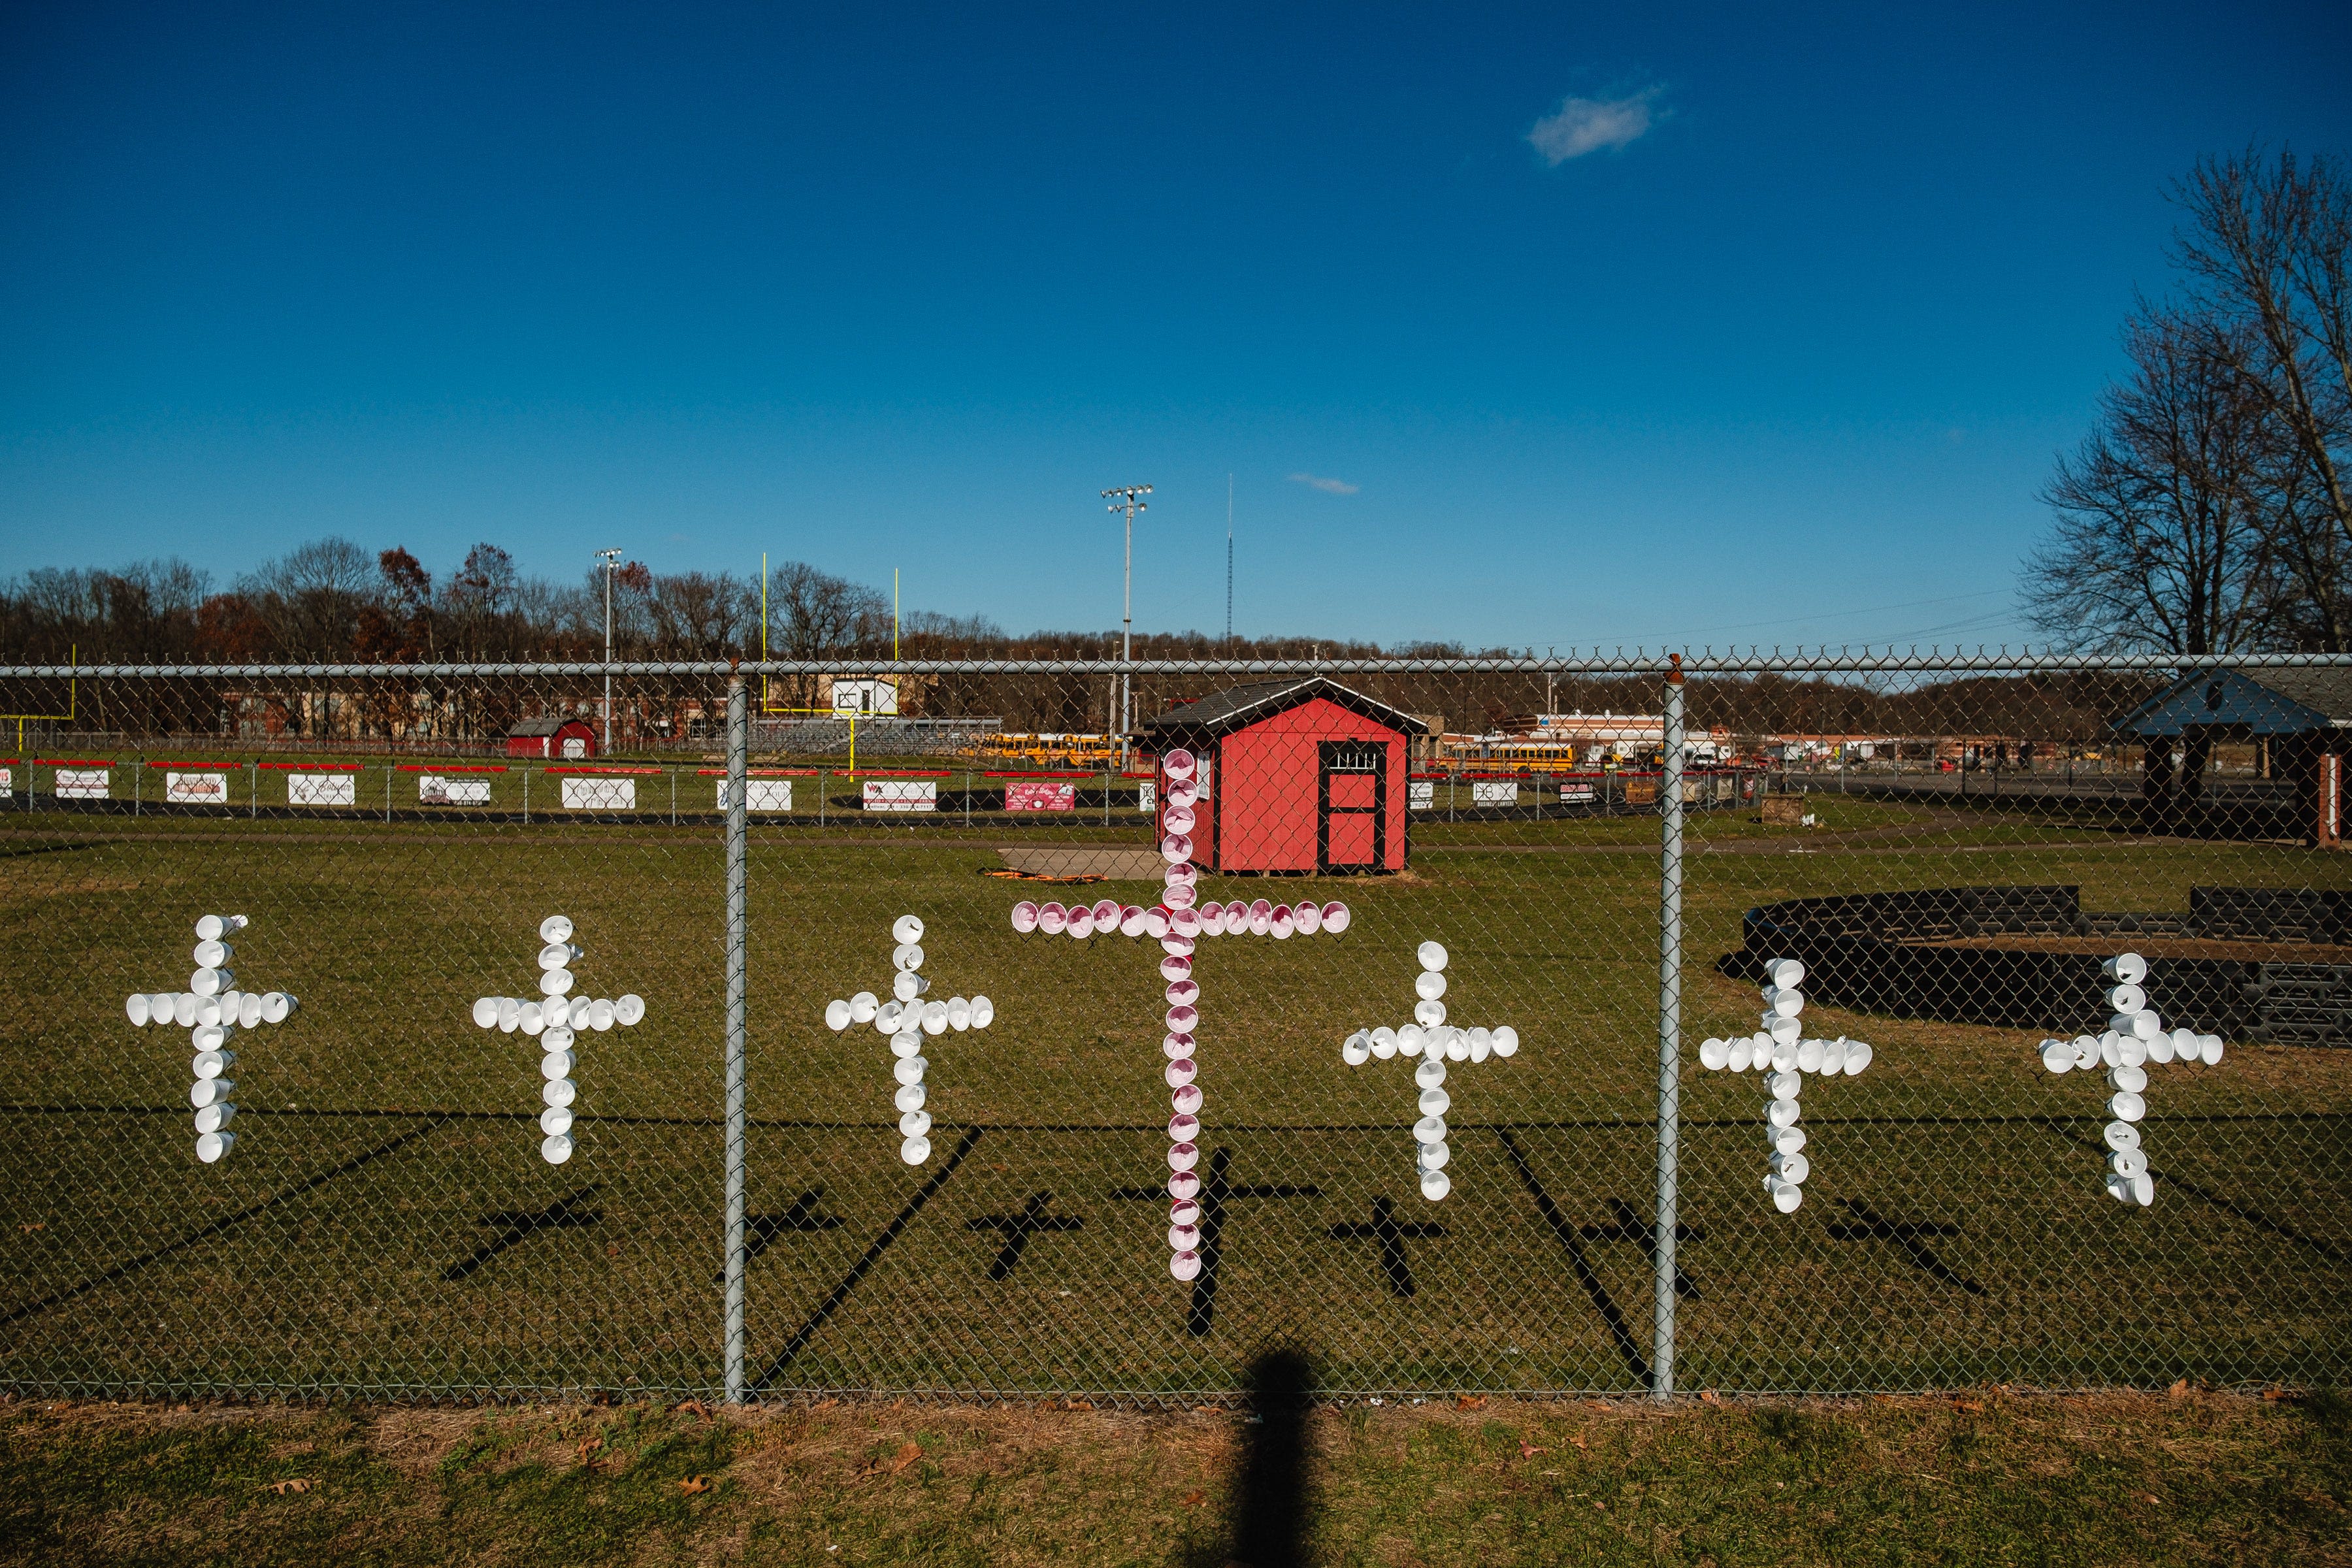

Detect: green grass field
[3,787,2349,1400]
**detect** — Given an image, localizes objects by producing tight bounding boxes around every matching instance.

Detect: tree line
[2025,146,2352,653]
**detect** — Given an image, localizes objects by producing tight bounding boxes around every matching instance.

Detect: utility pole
[596,549,623,752]
[1102,483,1150,755]
[1226,473,1234,645]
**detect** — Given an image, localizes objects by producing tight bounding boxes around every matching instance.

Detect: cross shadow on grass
[1181,1348,1316,1568]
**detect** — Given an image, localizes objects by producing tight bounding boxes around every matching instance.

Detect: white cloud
[1288,472,1359,495]
[1527,86,1663,165]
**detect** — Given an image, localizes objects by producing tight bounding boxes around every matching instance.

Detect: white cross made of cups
[1696,957,1875,1214]
[469,915,646,1164]
[2036,952,2224,1207]
[821,914,996,1166]
[1340,941,1522,1202]
[123,913,302,1164]
[1006,745,1353,1282]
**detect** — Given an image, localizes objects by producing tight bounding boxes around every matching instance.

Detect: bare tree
[2025,308,2276,654]
[241,537,377,657]
[2174,146,2352,644]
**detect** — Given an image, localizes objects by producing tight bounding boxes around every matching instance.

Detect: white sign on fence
[1561,785,1596,804]
[55,768,109,800]
[165,771,229,805]
[0,768,10,794]
[561,777,638,811]
[863,779,936,812]
[419,776,491,806]
[1408,779,1435,810]
[716,778,793,812]
[1471,780,1519,806]
[287,772,358,807]
[1137,779,1156,813]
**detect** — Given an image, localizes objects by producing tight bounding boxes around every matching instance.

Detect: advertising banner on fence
[1561,783,1596,804]
[1471,780,1518,806]
[54,768,109,799]
[1624,779,1659,805]
[863,779,936,812]
[715,778,792,812]
[1408,779,1435,810]
[0,768,11,794]
[561,777,637,811]
[1004,779,1075,812]
[287,772,358,807]
[419,776,491,806]
[165,771,229,805]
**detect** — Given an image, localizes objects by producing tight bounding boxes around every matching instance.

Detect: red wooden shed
[506,717,598,760]
[1137,678,1426,875]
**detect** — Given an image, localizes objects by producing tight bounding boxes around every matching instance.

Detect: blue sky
[3,2,2347,651]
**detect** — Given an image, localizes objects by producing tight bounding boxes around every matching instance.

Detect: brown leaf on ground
[674,1399,711,1418]
[1952,1397,1985,1414]
[889,1442,922,1475]
[1065,1399,1094,1411]
[19,1223,44,1233]
[263,1478,313,1495]
[812,1398,839,1411]
[679,1475,711,1495]
[1518,1439,1548,1460]
[2263,1388,2298,1403]
[1456,1395,1486,1410]
[1181,1488,1205,1508]
[2168,1380,2189,1399]
[1699,1391,1721,1406]
[1569,1434,1588,1451]
[576,1435,604,1464]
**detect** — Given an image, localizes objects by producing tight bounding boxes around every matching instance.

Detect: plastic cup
[875,1000,904,1035]
[1767,1070,1802,1102]
[1815,1037,1847,1075]
[1416,1141,1450,1172]
[891,1031,923,1060]
[894,914,925,945]
[1769,1125,1806,1156]
[1164,860,1198,888]
[586,998,615,1031]
[1170,906,1203,939]
[896,970,927,1003]
[969,996,994,1028]
[894,1082,926,1112]
[2198,1034,2224,1065]
[1144,906,1171,938]
[194,1102,235,1134]
[2104,953,2147,983]
[1169,1198,1201,1228]
[1168,1223,1201,1252]
[1169,1112,1200,1141]
[539,942,579,972]
[1766,1015,1801,1046]
[2107,1147,2149,1179]
[1767,1039,1799,1073]
[2039,1038,2072,1073]
[1166,779,1198,809]
[1160,833,1193,864]
[125,994,152,1027]
[1296,902,1322,934]
[1414,998,1447,1028]
[1166,979,1200,1007]
[1414,970,1447,1003]
[1172,1083,1203,1115]
[1167,1058,1198,1089]
[192,1049,235,1079]
[520,1003,545,1037]
[1418,1169,1452,1201]
[1367,1026,1397,1059]
[1795,1038,1825,1073]
[894,942,926,973]
[1443,1030,1470,1062]
[1168,1141,1200,1172]
[543,1077,576,1107]
[234,992,261,1029]
[1698,1037,1729,1070]
[1467,1028,1492,1064]
[1417,941,1448,973]
[1170,1250,1203,1281]
[538,969,574,998]
[1415,1056,1448,1088]
[195,913,243,942]
[1197,904,1229,936]
[1727,1038,1756,1073]
[1492,1026,1520,1058]
[2107,1171,2155,1206]
[1163,805,1197,834]
[2100,1120,2140,1152]
[1164,883,1198,911]
[1164,1032,1195,1059]
[897,1108,933,1138]
[197,1130,235,1164]
[825,999,853,1032]
[2070,1036,2100,1070]
[192,1021,235,1050]
[1413,1114,1447,1143]
[189,967,227,998]
[1167,1004,1198,1032]
[1767,958,1805,989]
[193,996,223,1028]
[1394,1024,1423,1058]
[495,998,521,1033]
[1342,1033,1371,1066]
[921,1000,949,1035]
[900,1135,932,1166]
[1167,1171,1201,1204]
[1771,1151,1810,1184]
[540,1049,576,1081]
[1159,954,1194,983]
[1842,1041,1872,1075]
[1767,1098,1801,1129]
[2114,1034,2148,1068]
[1037,902,1068,934]
[546,1024,578,1051]
[2107,1089,2146,1122]
[2107,1063,2148,1094]
[1765,988,1803,1019]
[1418,1086,1451,1117]
[1321,902,1350,934]
[945,997,972,1031]
[2108,983,2146,1013]
[1269,907,1294,939]
[1163,748,1196,781]
[1162,934,1194,958]
[1011,901,1041,934]
[1768,1177,1803,1214]
[541,1105,574,1136]
[193,938,233,968]
[189,1077,233,1108]
[542,1134,576,1165]
[540,915,574,943]
[893,1056,927,1086]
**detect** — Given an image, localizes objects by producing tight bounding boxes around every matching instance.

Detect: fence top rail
[8,651,2352,679]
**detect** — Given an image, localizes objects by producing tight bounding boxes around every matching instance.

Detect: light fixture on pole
[1102,484,1150,755]
[595,549,623,752]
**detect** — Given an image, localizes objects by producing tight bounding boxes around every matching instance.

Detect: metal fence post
[1654,653,1686,1401]
[723,675,750,1403]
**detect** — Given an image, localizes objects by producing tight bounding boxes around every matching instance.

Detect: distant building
[506,717,598,760]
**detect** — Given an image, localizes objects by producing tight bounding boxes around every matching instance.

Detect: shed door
[1318,741,1386,872]
[561,735,587,760]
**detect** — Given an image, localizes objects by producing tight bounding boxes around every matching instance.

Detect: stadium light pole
[596,548,623,752]
[1102,483,1150,755]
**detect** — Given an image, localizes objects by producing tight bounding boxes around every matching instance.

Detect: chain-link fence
[1,653,2346,1401]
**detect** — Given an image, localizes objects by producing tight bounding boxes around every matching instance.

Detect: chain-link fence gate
[1,654,2345,1401]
